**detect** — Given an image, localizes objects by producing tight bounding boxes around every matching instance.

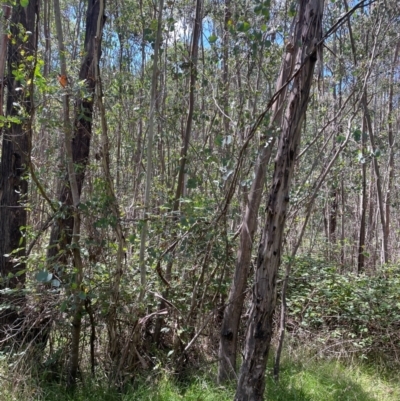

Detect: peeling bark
[218,37,296,383]
[234,1,324,399]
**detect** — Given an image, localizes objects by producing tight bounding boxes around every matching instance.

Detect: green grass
[1,356,400,400]
[264,356,400,401]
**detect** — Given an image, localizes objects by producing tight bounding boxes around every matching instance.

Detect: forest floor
[2,352,400,401]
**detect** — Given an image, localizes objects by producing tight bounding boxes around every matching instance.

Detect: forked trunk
[234,1,323,399]
[218,39,296,382]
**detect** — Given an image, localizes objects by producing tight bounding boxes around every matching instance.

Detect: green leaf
[262,7,270,19]
[336,134,345,143]
[237,21,251,33]
[16,269,26,277]
[187,177,197,189]
[353,128,361,142]
[215,135,223,146]
[150,19,158,31]
[288,2,297,17]
[20,0,29,7]
[254,5,262,14]
[60,301,68,312]
[208,34,218,44]
[36,271,52,283]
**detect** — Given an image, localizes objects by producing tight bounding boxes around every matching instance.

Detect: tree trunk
[47,0,104,264]
[138,0,164,303]
[234,1,323,399]
[0,1,38,325]
[357,116,367,273]
[172,0,202,212]
[218,36,296,382]
[52,0,105,386]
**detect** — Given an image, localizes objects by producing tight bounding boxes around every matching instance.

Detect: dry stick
[28,165,56,212]
[154,222,198,287]
[297,88,355,160]
[113,319,139,383]
[186,239,215,325]
[291,89,357,214]
[180,288,253,363]
[274,112,358,380]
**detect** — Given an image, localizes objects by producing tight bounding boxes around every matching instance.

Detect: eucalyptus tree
[218,23,295,382]
[235,0,324,398]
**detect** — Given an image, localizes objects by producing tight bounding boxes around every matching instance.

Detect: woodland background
[0,0,399,400]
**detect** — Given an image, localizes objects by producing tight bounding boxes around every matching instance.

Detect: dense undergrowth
[2,256,400,400]
[284,257,400,364]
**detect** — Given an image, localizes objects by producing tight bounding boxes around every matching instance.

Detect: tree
[218,34,295,383]
[52,0,105,386]
[0,0,39,327]
[234,0,324,399]
[47,0,105,265]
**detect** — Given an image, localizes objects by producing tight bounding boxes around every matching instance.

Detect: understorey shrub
[284,257,400,362]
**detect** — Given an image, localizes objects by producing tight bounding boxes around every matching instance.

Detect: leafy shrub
[284,257,400,362]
